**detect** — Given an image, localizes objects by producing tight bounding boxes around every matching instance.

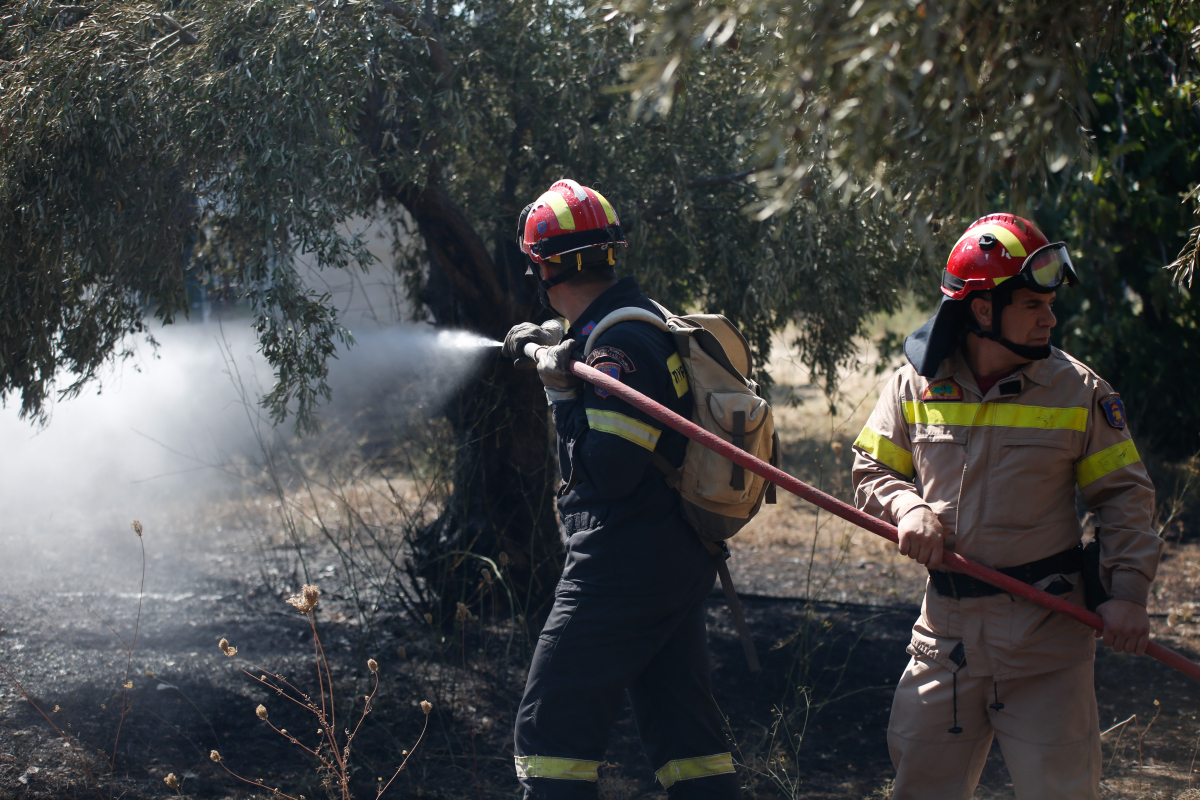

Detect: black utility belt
[929,544,1083,599]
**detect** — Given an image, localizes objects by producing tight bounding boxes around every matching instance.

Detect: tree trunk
[393,177,563,622]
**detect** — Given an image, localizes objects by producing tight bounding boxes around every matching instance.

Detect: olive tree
[2,0,930,613]
[15,0,1193,613]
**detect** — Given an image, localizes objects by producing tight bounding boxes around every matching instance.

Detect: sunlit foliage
[1040,7,1200,459]
[0,0,924,425]
[609,1,1194,243]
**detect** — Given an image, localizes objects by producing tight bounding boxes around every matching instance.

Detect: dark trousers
[513,572,739,799]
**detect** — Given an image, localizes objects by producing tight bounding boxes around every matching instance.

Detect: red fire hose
[526,344,1200,684]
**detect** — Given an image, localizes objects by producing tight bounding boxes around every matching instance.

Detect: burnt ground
[1,505,1199,800]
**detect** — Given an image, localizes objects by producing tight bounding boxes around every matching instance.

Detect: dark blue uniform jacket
[551,277,713,595]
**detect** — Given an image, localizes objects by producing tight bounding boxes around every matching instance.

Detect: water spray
[435,330,502,350]
[520,340,1200,685]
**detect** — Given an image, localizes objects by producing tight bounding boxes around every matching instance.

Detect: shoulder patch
[921,379,963,401]
[580,320,596,336]
[586,346,636,373]
[1099,394,1126,429]
[592,362,621,398]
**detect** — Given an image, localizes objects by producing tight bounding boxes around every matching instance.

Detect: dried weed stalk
[209,583,432,800]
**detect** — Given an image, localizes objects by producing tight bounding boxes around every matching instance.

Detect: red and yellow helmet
[941,213,1077,299]
[519,179,627,264]
[905,213,1082,377]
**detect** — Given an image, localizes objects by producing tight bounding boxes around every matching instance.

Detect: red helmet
[519,180,626,265]
[941,213,1078,299]
[904,213,1081,377]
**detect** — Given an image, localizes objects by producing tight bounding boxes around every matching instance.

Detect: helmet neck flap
[904,285,1053,378]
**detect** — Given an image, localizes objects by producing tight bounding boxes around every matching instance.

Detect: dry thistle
[164,773,179,789]
[256,704,269,721]
[420,700,432,715]
[455,602,475,623]
[423,613,433,626]
[287,584,320,613]
[498,551,509,567]
[218,638,237,657]
[480,567,492,585]
[209,750,221,763]
[367,658,378,674]
[131,520,143,537]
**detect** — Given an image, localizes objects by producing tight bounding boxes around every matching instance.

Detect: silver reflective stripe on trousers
[514,755,600,782]
[655,752,735,788]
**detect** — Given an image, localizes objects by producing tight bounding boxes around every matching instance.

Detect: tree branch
[158,13,199,45]
[396,176,512,337]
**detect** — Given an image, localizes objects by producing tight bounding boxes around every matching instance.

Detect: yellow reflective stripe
[901,402,1088,432]
[1076,439,1141,488]
[951,222,1028,259]
[656,753,735,788]
[592,189,617,224]
[853,426,914,478]
[514,756,599,782]
[538,191,575,231]
[586,409,661,451]
[902,401,978,426]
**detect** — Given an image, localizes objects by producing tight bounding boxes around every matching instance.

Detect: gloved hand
[503,320,564,369]
[534,338,583,396]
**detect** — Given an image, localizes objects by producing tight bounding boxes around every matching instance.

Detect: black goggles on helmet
[1016,242,1080,292]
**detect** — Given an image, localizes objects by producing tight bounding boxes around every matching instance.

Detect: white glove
[502,320,563,369]
[534,338,583,398]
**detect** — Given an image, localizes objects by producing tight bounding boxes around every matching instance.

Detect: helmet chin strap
[997,338,1052,361]
[535,253,588,316]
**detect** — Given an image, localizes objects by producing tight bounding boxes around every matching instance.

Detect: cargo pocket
[688,391,770,503]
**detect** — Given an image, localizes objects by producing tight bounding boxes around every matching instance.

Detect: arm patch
[587,347,636,398]
[1099,394,1126,429]
[586,346,636,372]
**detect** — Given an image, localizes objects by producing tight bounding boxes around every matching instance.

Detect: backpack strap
[700,538,761,672]
[650,451,682,489]
[582,306,670,357]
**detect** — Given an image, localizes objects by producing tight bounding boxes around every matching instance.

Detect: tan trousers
[887,656,1101,800]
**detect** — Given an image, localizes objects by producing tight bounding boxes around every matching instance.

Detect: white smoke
[0,317,498,589]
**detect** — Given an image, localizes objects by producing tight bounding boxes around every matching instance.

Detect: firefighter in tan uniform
[853,214,1163,800]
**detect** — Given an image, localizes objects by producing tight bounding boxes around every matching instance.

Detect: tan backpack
[583,302,778,671]
[583,302,779,539]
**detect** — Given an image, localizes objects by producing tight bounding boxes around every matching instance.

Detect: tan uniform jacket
[853,347,1162,680]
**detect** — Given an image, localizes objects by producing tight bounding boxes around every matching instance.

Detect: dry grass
[729,320,928,607]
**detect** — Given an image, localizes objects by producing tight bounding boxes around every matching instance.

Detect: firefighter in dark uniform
[502,180,739,799]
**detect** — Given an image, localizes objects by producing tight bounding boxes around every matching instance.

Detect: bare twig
[158,13,199,45]
[212,754,302,800]
[0,662,104,800]
[110,527,146,769]
[376,704,432,799]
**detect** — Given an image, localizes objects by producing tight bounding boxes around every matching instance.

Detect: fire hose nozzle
[522,341,547,362]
